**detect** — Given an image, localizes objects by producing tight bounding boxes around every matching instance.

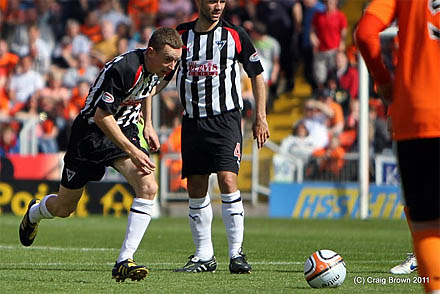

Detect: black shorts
[181,110,242,179]
[397,138,440,221]
[61,116,148,189]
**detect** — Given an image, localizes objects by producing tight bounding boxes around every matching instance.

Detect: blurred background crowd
[0,0,392,183]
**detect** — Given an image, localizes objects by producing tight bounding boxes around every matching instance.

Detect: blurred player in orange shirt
[356,1,440,293]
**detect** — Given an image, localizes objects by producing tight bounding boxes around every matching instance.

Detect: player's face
[146,44,182,77]
[199,0,226,23]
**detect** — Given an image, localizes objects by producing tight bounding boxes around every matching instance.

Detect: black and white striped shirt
[80,49,167,130]
[176,19,264,118]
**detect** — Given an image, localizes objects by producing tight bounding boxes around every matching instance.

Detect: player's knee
[187,181,208,197]
[218,176,237,193]
[141,181,158,198]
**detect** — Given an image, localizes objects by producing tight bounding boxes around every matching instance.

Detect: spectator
[64,80,89,122]
[33,69,70,120]
[316,88,344,138]
[310,0,347,87]
[300,98,330,149]
[51,36,77,70]
[65,18,92,57]
[61,80,90,150]
[130,25,154,49]
[27,24,52,75]
[115,22,132,41]
[255,0,297,92]
[296,0,325,90]
[0,39,19,76]
[63,53,99,88]
[339,98,359,151]
[0,40,19,113]
[4,1,30,57]
[116,37,130,56]
[160,122,187,192]
[36,113,59,153]
[92,20,118,63]
[369,102,391,154]
[157,0,193,27]
[273,121,316,182]
[80,10,103,44]
[245,20,281,111]
[325,72,350,116]
[127,0,159,30]
[335,51,359,99]
[8,55,44,118]
[308,135,345,180]
[223,0,251,26]
[33,0,59,54]
[0,122,20,155]
[98,0,131,29]
[280,121,316,164]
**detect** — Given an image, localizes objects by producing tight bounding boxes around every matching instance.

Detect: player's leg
[217,171,251,274]
[175,115,216,273]
[174,174,217,273]
[214,111,251,274]
[110,156,157,281]
[397,138,440,293]
[390,207,418,274]
[19,166,88,247]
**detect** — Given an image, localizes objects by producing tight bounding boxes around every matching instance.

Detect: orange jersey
[357,0,440,141]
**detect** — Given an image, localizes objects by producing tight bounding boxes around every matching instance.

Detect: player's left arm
[250,74,270,149]
[237,25,270,149]
[142,93,160,152]
[95,107,156,174]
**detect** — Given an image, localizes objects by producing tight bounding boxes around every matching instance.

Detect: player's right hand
[130,148,156,175]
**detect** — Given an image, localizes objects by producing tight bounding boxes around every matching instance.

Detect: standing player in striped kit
[174,0,270,274]
[19,28,183,282]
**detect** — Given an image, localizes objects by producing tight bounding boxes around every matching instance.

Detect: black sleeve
[96,66,127,115]
[237,26,264,78]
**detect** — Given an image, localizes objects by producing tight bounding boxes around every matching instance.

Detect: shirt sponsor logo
[249,52,260,62]
[103,92,114,103]
[188,61,219,76]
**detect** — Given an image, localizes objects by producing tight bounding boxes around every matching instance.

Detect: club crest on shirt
[102,92,114,103]
[249,52,260,62]
[65,168,76,181]
[216,40,227,51]
[430,0,440,14]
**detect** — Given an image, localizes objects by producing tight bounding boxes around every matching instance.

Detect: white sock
[117,198,153,263]
[189,195,214,261]
[29,194,56,224]
[221,190,244,258]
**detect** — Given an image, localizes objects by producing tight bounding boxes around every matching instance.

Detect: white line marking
[0,245,405,266]
[0,245,117,252]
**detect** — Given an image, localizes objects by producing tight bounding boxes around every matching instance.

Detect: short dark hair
[148,27,183,51]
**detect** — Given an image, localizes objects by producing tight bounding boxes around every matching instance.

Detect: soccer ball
[304,249,346,288]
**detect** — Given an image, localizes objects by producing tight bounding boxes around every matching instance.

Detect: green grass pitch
[0,215,423,293]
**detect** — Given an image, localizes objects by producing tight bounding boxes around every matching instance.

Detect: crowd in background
[0,0,392,182]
